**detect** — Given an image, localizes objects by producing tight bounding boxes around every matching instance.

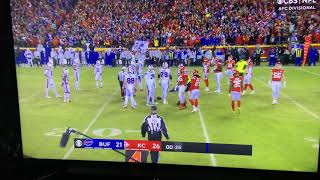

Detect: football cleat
[191,107,198,113]
[56,95,62,98]
[272,99,277,105]
[237,108,241,114]
[163,100,168,104]
[146,103,152,107]
[123,105,128,108]
[131,106,136,109]
[205,87,209,91]
[45,96,52,99]
[250,90,255,94]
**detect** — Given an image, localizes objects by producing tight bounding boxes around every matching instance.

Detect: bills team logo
[83,139,94,146]
[75,140,83,148]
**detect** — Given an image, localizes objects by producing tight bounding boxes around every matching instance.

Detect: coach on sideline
[141,106,170,164]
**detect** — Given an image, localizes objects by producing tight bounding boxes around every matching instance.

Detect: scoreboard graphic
[74,138,252,156]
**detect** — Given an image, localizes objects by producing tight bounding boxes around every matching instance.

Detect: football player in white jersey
[158,62,172,104]
[44,62,60,98]
[145,65,156,106]
[62,66,70,103]
[136,60,144,91]
[94,60,103,88]
[73,58,80,90]
[123,67,137,109]
[24,48,34,68]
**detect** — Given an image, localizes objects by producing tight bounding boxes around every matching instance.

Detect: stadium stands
[10,0,320,48]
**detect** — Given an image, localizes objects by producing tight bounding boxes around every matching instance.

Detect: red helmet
[233,70,240,77]
[275,62,282,68]
[192,69,199,75]
[179,66,185,73]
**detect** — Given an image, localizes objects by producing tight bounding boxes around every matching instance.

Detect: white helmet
[121,66,126,71]
[128,66,133,74]
[148,65,154,71]
[47,61,53,68]
[74,58,79,64]
[62,59,67,65]
[96,60,100,65]
[63,67,69,74]
[162,62,168,69]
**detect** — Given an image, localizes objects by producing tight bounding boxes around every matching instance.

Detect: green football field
[17,63,320,172]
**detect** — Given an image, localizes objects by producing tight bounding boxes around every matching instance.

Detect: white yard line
[197,108,217,166]
[62,90,119,159]
[254,77,320,121]
[19,92,38,102]
[295,68,320,77]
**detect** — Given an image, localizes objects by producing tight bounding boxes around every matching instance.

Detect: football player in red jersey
[224,55,235,85]
[242,57,255,95]
[229,70,243,114]
[178,66,189,110]
[213,58,223,93]
[269,62,286,105]
[202,57,211,91]
[189,69,201,113]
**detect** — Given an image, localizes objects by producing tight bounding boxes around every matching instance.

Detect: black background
[1,0,319,179]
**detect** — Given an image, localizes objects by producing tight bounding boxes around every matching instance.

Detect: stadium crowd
[11,0,320,48]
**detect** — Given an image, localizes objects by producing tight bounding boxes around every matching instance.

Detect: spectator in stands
[10,0,319,61]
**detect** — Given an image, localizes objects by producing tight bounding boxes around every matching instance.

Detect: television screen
[10,0,319,173]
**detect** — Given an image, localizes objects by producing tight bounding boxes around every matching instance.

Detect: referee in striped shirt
[141,106,170,163]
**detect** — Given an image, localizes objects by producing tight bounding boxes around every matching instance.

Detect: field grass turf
[16,64,320,172]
